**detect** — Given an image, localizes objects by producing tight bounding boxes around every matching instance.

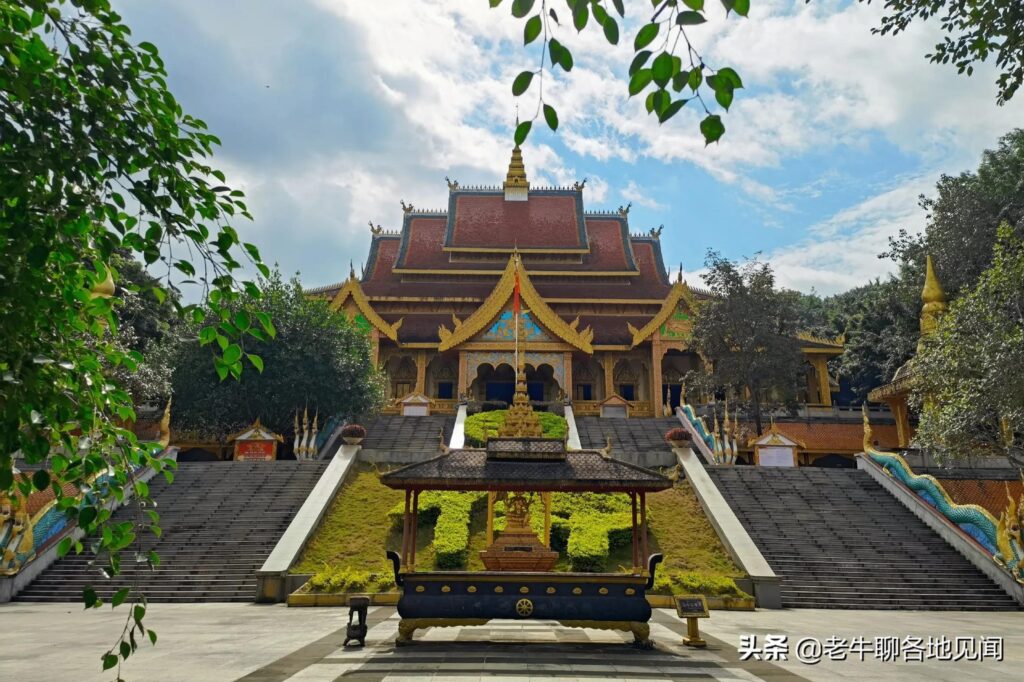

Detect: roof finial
[677,263,683,284]
[504,141,529,201]
[919,255,948,347]
[349,260,355,279]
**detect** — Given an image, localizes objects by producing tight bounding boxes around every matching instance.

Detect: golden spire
[498,315,543,438]
[503,146,529,201]
[918,255,948,348]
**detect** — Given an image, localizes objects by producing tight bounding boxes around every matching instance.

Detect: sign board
[757,445,796,467]
[235,439,276,461]
[675,594,709,619]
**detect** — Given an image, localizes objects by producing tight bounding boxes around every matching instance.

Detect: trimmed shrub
[388,491,485,569]
[464,410,567,447]
[306,565,393,594]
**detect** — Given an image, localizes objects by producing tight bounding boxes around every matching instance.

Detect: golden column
[415,351,427,395]
[603,354,614,399]
[457,351,469,399]
[563,351,573,400]
[651,337,663,416]
[813,356,832,407]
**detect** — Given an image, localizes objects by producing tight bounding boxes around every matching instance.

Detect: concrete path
[1,603,1019,681]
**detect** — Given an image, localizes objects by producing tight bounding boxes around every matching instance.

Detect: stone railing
[572,400,601,416]
[429,399,458,414]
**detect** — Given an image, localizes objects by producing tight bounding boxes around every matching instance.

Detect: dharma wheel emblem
[515,598,534,617]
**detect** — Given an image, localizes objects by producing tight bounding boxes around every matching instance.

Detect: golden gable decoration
[436,255,594,353]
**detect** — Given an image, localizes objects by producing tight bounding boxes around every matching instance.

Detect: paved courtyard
[1,603,1019,681]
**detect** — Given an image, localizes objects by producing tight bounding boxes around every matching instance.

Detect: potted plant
[341,423,366,445]
[665,427,691,448]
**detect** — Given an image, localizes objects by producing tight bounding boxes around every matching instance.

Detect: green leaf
[602,16,619,45]
[628,69,653,97]
[683,0,705,9]
[634,23,659,51]
[543,104,559,131]
[514,120,532,145]
[548,38,573,71]
[651,52,674,87]
[629,50,652,76]
[716,67,744,89]
[688,67,703,91]
[78,505,98,528]
[134,605,146,622]
[234,310,251,331]
[112,587,130,608]
[524,15,541,44]
[676,11,707,26]
[511,0,535,19]
[247,353,264,373]
[733,0,750,17]
[512,70,534,96]
[222,343,242,365]
[700,114,726,144]
[102,654,119,671]
[612,0,625,16]
[135,480,149,499]
[215,360,229,382]
[148,630,158,645]
[58,537,74,558]
[32,468,50,490]
[83,587,99,608]
[572,2,588,31]
[659,98,687,123]
[715,86,734,110]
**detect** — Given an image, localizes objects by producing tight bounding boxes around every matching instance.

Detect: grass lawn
[293,464,746,597]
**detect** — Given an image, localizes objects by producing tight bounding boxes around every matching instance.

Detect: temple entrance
[470,359,563,406]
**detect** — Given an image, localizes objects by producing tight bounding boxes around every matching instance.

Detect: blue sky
[118,0,1023,295]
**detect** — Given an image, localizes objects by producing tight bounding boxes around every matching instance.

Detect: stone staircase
[708,467,1018,610]
[359,414,454,461]
[15,460,328,603]
[575,417,678,467]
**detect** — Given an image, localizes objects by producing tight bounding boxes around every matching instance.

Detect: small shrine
[399,392,431,417]
[381,328,672,645]
[749,424,802,467]
[228,419,283,461]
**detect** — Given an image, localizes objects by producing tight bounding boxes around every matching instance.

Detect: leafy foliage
[913,225,1024,466]
[169,271,386,442]
[1,1,268,671]
[490,0,748,145]
[689,251,804,433]
[463,409,567,446]
[866,0,1024,105]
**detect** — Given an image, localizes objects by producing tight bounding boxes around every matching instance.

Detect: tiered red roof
[446,191,586,250]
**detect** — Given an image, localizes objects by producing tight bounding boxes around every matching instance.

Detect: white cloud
[621,180,666,210]
[766,174,935,294]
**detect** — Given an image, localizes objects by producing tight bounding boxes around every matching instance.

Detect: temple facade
[308,148,843,417]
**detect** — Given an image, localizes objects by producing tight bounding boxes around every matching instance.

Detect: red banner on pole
[513,270,521,315]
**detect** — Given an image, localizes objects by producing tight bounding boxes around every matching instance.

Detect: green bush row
[463,409,567,447]
[388,491,485,569]
[306,565,393,594]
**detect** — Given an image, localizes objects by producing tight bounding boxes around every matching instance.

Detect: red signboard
[235,439,276,461]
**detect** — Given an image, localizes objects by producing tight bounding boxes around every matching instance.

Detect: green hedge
[389,491,484,569]
[464,410,567,447]
[552,493,636,572]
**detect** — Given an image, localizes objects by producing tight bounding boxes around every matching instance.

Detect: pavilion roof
[380,447,672,492]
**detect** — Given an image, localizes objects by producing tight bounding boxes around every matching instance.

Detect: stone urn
[341,424,366,445]
[665,427,691,449]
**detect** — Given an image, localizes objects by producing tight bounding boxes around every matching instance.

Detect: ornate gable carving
[437,255,594,352]
[627,281,698,347]
[327,275,403,342]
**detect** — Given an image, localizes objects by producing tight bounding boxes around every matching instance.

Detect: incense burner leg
[630,622,652,649]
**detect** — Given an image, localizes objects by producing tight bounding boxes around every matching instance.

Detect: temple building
[308,147,844,418]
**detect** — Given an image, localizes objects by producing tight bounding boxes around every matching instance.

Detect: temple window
[575,383,593,401]
[619,384,636,401]
[436,382,454,400]
[393,381,411,398]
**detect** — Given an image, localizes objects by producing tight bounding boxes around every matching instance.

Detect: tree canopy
[689,251,804,434]
[170,272,386,445]
[1,0,269,671]
[913,225,1024,466]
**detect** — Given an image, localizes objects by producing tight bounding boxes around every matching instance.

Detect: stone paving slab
[0,603,1020,681]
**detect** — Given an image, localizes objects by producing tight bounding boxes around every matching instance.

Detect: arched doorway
[662,349,701,410]
[470,363,516,405]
